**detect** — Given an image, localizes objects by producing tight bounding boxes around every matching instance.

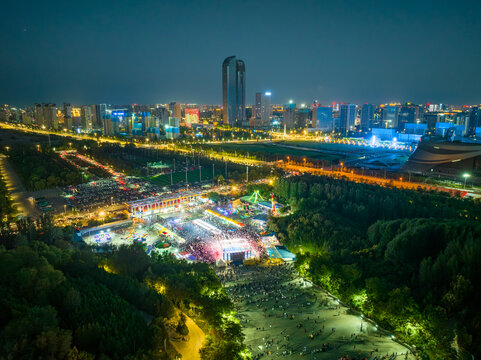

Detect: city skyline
[1,0,481,105]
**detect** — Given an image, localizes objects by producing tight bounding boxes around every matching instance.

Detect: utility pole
[199,165,202,182]
[170,170,173,186]
[212,163,215,182]
[246,166,249,183]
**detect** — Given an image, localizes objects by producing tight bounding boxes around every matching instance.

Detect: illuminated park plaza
[77,185,414,359]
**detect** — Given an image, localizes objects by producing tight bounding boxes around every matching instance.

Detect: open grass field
[147,168,226,187]
[200,140,411,163]
[200,142,343,161]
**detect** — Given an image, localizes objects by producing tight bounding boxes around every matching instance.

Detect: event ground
[220,265,413,360]
[81,198,273,262]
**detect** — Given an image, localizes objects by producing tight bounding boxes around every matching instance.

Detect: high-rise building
[382,105,399,129]
[169,102,182,124]
[103,114,114,136]
[34,103,58,129]
[81,106,93,131]
[312,106,333,131]
[468,107,481,136]
[254,91,272,127]
[34,103,43,126]
[222,56,246,126]
[154,107,170,127]
[166,117,180,139]
[282,104,296,130]
[62,103,72,131]
[339,104,356,134]
[360,104,374,131]
[424,112,440,131]
[295,108,310,129]
[92,104,106,129]
[398,105,421,131]
[185,108,200,127]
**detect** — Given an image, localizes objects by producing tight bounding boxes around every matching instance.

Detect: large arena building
[403,136,481,176]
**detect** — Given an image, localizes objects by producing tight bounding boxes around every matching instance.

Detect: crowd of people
[180,211,268,263]
[218,264,413,360]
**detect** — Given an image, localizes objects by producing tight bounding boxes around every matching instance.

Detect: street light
[463,173,470,188]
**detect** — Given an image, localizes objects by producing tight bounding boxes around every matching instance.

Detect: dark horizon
[1,0,480,106]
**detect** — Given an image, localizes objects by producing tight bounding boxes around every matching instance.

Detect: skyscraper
[312,106,333,131]
[63,103,73,130]
[382,105,399,129]
[398,105,419,130]
[468,107,481,136]
[339,104,356,134]
[360,104,374,132]
[222,56,246,126]
[282,102,296,130]
[34,103,58,129]
[254,92,272,127]
[81,105,93,131]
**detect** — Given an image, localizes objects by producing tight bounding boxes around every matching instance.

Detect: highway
[0,122,473,197]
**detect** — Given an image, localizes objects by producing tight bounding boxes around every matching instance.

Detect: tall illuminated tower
[222,56,246,126]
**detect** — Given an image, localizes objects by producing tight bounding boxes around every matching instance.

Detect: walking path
[170,315,205,360]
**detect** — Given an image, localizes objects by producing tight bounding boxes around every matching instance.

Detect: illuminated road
[0,154,38,217]
[279,162,443,193]
[0,123,265,168]
[0,122,471,195]
[170,315,205,360]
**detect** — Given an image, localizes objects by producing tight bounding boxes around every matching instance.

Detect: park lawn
[147,168,225,186]
[202,142,343,161]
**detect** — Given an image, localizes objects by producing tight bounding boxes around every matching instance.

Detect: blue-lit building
[404,123,427,135]
[166,117,180,140]
[339,104,356,134]
[371,128,395,140]
[382,105,399,129]
[468,107,481,136]
[312,106,333,131]
[398,105,419,130]
[360,104,374,132]
[222,56,246,127]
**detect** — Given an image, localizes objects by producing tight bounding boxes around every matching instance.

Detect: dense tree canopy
[0,217,247,360]
[269,175,481,359]
[7,146,83,190]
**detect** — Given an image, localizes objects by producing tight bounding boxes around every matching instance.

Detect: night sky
[1,0,480,106]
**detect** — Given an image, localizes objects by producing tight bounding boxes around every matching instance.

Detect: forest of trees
[7,146,83,190]
[0,217,247,360]
[0,175,14,220]
[269,175,481,359]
